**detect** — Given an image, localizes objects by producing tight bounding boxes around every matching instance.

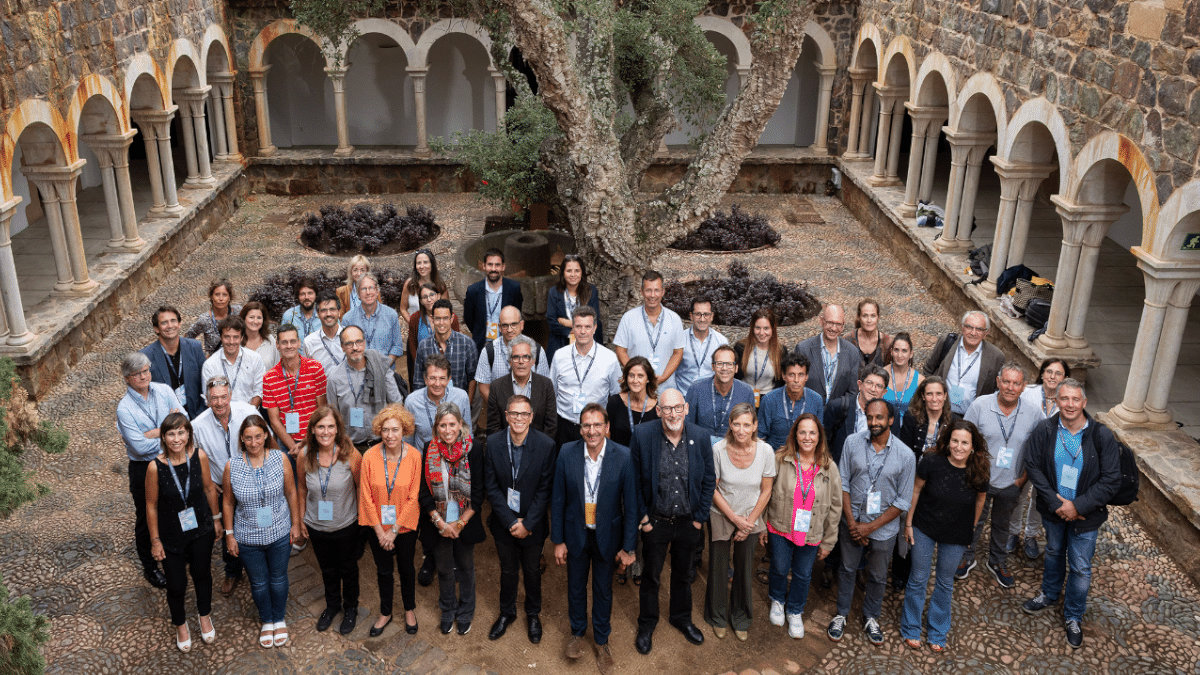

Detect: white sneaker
[769,600,785,627]
[787,613,804,639]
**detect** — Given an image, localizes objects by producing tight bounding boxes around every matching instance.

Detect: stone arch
[998,98,1070,186]
[249,19,331,70]
[344,18,418,66]
[851,23,882,71]
[122,54,170,116]
[913,51,957,115]
[67,74,130,142]
[201,23,235,75]
[668,26,743,144]
[880,36,916,100]
[168,38,206,89]
[950,71,1006,142]
[1068,132,1158,226]
[803,19,836,68]
[410,19,495,70]
[693,17,751,69]
[0,100,71,200]
[1152,180,1200,261]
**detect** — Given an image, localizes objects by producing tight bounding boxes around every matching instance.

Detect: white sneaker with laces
[787,613,804,639]
[769,600,785,627]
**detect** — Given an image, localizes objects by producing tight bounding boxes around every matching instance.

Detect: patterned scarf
[425,433,472,518]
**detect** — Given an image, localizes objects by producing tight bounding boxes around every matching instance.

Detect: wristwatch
[224,529,234,535]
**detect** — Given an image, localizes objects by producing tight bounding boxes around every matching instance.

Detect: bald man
[793,304,861,403]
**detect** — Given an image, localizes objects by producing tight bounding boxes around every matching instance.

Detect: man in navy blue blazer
[140,305,207,419]
[552,403,637,672]
[463,248,525,355]
[629,388,715,654]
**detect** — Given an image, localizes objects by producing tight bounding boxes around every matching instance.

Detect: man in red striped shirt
[263,323,328,458]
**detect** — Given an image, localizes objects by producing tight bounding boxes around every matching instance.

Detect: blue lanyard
[220,351,243,394]
[584,442,604,501]
[165,452,191,502]
[1057,425,1083,462]
[783,389,807,424]
[133,388,159,426]
[865,441,892,493]
[822,344,838,395]
[160,344,184,383]
[994,399,1021,447]
[321,334,344,367]
[507,434,521,482]
[381,447,402,498]
[687,332,712,372]
[627,394,647,432]
[360,309,380,347]
[350,368,369,406]
[487,291,501,321]
[317,458,333,498]
[641,308,664,352]
[953,345,982,388]
[711,380,732,426]
[571,346,597,387]
[283,363,302,410]
[753,348,769,384]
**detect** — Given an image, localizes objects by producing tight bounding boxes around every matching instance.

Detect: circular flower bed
[663,261,821,327]
[247,266,408,321]
[299,203,440,256]
[668,205,781,252]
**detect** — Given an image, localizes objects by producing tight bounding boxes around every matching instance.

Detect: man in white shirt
[304,290,344,374]
[673,296,728,395]
[550,305,622,447]
[475,305,550,403]
[613,270,686,391]
[201,316,265,407]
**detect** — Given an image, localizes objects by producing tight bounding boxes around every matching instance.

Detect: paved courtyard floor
[3,191,1197,674]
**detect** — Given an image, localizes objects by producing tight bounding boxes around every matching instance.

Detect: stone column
[1063,220,1115,349]
[24,162,97,294]
[982,159,1055,292]
[1144,277,1200,425]
[177,87,215,185]
[899,107,947,217]
[1109,265,1177,427]
[981,172,1022,294]
[82,131,144,250]
[249,66,276,157]
[811,66,836,155]
[325,68,354,157]
[491,69,507,129]
[407,67,430,158]
[21,172,75,293]
[934,131,992,252]
[173,92,200,185]
[210,72,243,161]
[918,125,942,203]
[134,108,184,216]
[133,115,166,215]
[883,98,907,183]
[92,141,126,249]
[868,88,905,185]
[207,86,229,159]
[1036,198,1129,353]
[844,68,874,159]
[857,83,877,160]
[0,198,32,345]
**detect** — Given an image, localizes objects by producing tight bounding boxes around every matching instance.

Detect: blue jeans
[239,534,291,624]
[767,533,821,616]
[1040,519,1099,622]
[900,526,965,645]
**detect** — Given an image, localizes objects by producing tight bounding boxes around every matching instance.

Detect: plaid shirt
[413,332,479,391]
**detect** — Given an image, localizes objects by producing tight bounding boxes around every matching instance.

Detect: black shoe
[1065,619,1083,649]
[457,620,472,636]
[819,567,834,589]
[317,607,340,632]
[143,568,168,589]
[670,621,704,646]
[440,617,454,634]
[339,609,358,635]
[489,614,516,640]
[635,627,653,654]
[418,557,436,587]
[369,615,392,637]
[527,615,543,644]
[405,615,418,635]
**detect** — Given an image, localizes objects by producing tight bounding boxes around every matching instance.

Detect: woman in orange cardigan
[358,404,423,637]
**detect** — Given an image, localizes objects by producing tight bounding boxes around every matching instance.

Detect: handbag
[1025,298,1051,328]
[1013,278,1053,311]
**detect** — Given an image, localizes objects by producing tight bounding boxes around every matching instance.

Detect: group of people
[116,251,1121,669]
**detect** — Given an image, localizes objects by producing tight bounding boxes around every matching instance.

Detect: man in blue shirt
[759,352,825,450]
[340,273,405,369]
[280,276,320,344]
[684,344,754,444]
[673,296,728,395]
[116,351,183,590]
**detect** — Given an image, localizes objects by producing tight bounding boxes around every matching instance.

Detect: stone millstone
[504,232,551,278]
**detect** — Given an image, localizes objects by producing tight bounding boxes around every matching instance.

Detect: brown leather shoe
[595,642,615,675]
[565,634,585,660]
[220,576,239,596]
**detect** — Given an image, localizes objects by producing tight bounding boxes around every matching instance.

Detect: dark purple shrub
[669,205,781,251]
[300,203,440,255]
[663,261,820,327]
[247,266,410,321]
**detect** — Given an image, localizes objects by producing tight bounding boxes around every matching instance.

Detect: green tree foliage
[0,572,49,675]
[0,358,67,518]
[289,0,388,67]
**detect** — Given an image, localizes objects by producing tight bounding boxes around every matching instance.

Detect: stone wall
[854,0,1200,201]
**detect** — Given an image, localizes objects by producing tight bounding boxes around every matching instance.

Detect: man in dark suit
[629,388,715,654]
[141,305,207,419]
[484,395,557,644]
[793,304,861,404]
[487,336,557,439]
[463,248,525,355]
[552,403,637,675]
[823,363,890,464]
[922,310,1005,415]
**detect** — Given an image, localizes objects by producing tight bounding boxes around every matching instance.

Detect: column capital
[1051,195,1131,244]
[944,129,993,165]
[816,64,837,78]
[131,106,179,136]
[848,66,876,82]
[990,157,1056,180]
[208,71,236,84]
[905,105,948,136]
[174,86,213,101]
[21,160,85,198]
[81,129,138,166]
[0,197,22,242]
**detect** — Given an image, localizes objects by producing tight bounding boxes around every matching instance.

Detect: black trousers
[567,529,616,645]
[311,524,363,612]
[162,531,216,626]
[128,460,156,572]
[490,521,545,617]
[368,529,417,616]
[639,516,702,630]
[555,416,581,448]
[215,488,242,578]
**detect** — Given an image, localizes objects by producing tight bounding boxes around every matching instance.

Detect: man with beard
[141,305,207,419]
[326,325,405,453]
[303,291,344,374]
[463,248,524,355]
[629,388,715,655]
[827,398,915,646]
[281,276,320,344]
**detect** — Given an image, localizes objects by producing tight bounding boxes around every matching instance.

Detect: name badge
[487,322,499,340]
[584,502,597,526]
[866,491,882,515]
[381,504,397,525]
[507,488,521,512]
[754,390,761,407]
[446,500,460,523]
[573,393,587,415]
[175,384,187,405]
[350,407,364,427]
[996,447,1013,469]
[949,385,968,409]
[793,509,812,533]
[649,355,661,371]
[178,507,198,532]
[1059,464,1079,491]
[286,411,301,435]
[318,500,333,521]
[256,506,273,528]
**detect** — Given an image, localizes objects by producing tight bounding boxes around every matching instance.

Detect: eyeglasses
[500,321,521,330]
[963,324,987,333]
[691,312,713,318]
[206,377,229,389]
[823,321,845,329]
[510,354,533,363]
[506,411,533,419]
[341,339,365,348]
[713,361,737,368]
[130,367,152,378]
[658,404,686,415]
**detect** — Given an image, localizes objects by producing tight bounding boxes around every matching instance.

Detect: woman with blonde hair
[762,413,841,639]
[296,406,362,635]
[337,255,371,314]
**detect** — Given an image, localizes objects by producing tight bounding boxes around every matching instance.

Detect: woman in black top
[146,412,222,652]
[898,376,959,456]
[607,356,659,446]
[900,419,989,652]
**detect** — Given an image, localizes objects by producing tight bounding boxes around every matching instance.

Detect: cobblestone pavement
[3,191,1197,674]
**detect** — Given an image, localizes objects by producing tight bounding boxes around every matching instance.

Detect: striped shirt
[229,449,292,546]
[262,357,327,434]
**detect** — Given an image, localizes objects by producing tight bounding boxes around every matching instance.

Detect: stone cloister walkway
[2,190,1197,674]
